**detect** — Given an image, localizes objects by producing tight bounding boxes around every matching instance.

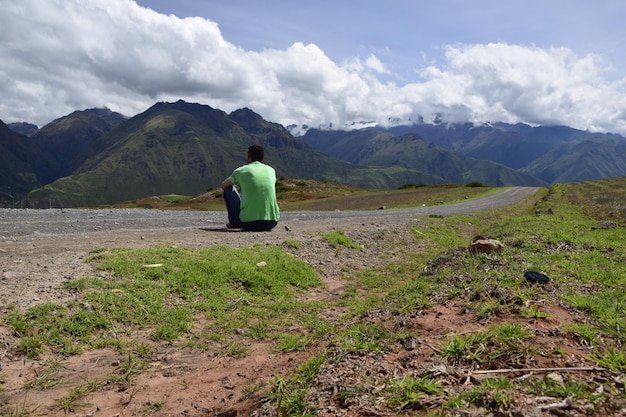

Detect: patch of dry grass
[111,179,495,212]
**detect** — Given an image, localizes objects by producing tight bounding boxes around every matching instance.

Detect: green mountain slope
[381,122,626,182]
[302,129,546,187]
[0,121,42,205]
[12,101,623,208]
[358,134,546,187]
[521,141,626,183]
[29,108,127,183]
[23,101,440,208]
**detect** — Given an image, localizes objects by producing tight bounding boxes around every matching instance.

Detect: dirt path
[0,187,540,416]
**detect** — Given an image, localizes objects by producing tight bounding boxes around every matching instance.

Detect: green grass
[4,245,324,359]
[282,239,301,250]
[335,323,394,354]
[386,375,444,410]
[321,229,363,250]
[3,178,626,416]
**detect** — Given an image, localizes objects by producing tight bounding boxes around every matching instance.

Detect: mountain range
[300,123,626,185]
[1,100,624,208]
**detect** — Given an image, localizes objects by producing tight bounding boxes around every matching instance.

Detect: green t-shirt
[230,161,280,222]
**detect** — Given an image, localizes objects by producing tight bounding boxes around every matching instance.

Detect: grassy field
[2,177,625,416]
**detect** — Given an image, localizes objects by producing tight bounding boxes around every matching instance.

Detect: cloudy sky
[2,0,626,134]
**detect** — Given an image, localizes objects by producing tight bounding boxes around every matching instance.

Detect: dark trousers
[223,186,277,231]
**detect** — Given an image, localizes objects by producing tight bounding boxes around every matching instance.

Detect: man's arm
[221,177,233,190]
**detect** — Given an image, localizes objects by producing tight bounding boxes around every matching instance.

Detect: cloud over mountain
[2,0,625,134]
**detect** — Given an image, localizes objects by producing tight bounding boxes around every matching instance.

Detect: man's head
[248,144,264,162]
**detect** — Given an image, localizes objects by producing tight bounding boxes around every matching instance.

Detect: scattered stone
[546,372,564,385]
[468,238,504,254]
[404,338,418,351]
[2,270,25,279]
[592,221,618,230]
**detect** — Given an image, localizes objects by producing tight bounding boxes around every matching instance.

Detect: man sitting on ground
[220,144,280,231]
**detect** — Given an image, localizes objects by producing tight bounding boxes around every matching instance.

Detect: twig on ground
[1,340,9,360]
[419,339,441,353]
[537,397,572,411]
[471,366,606,375]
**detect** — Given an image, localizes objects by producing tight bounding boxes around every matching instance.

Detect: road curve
[0,187,540,238]
[283,186,540,221]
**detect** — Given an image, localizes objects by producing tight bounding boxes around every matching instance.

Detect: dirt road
[0,187,539,237]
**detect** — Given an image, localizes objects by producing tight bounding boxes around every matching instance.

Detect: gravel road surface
[0,186,539,311]
[0,187,539,238]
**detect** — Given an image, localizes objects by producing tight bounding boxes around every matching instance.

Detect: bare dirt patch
[0,213,424,416]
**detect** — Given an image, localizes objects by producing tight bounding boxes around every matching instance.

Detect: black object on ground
[524,270,550,284]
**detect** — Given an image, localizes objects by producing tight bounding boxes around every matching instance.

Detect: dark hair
[248,144,264,162]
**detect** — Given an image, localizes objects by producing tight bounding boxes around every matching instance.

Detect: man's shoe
[226,223,242,229]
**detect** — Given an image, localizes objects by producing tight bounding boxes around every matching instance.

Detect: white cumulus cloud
[1,0,625,135]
